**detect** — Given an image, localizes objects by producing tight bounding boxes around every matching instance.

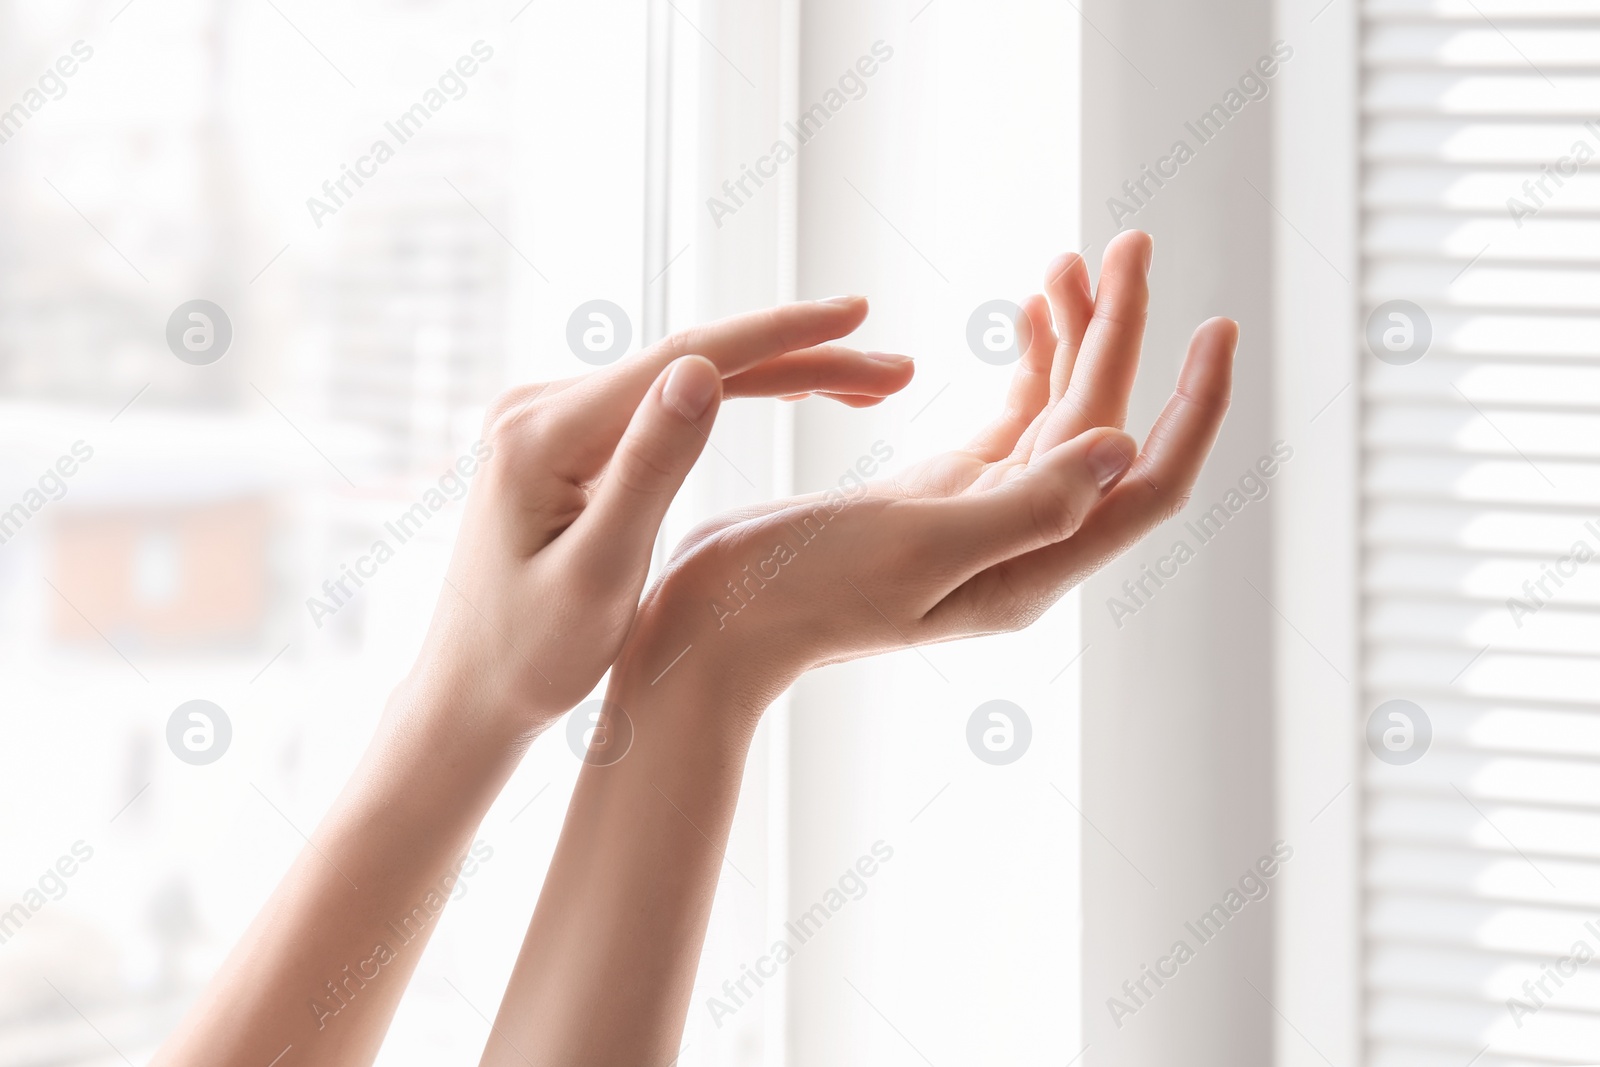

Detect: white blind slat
[1367,168,1600,212]
[1368,796,1600,858]
[1361,8,1600,1060]
[1368,0,1600,17]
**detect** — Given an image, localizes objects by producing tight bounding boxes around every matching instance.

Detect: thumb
[568,355,723,587]
[911,427,1138,579]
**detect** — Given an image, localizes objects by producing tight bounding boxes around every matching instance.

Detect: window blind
[1361,2,1600,1064]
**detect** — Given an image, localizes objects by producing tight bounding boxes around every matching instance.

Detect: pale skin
[153,229,1236,1066]
[477,229,1236,1065]
[151,299,912,1067]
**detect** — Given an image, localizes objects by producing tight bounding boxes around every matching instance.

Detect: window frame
[1270,0,1365,1062]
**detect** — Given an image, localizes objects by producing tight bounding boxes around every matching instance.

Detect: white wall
[786,2,1081,1065]
[1271,0,1363,1064]
[665,2,1299,1062]
[1077,1,1278,1064]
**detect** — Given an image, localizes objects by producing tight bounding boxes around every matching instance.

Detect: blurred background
[0,1,1078,1065]
[2,1,1598,1066]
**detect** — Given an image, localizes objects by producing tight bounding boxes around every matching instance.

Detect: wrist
[381,662,536,782]
[400,582,584,749]
[607,599,793,742]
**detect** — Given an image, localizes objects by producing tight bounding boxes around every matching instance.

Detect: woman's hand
[627,231,1235,707]
[477,231,1236,1067]
[398,298,914,742]
[153,299,911,1067]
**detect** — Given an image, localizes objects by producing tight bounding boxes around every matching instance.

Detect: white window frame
[1271,0,1364,1063]
[655,2,1376,1063]
[655,2,1084,1063]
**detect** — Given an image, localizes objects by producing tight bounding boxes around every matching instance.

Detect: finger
[899,426,1138,584]
[966,294,1054,461]
[655,297,868,372]
[774,391,889,409]
[546,298,869,479]
[495,304,875,411]
[933,317,1236,627]
[1031,230,1152,454]
[1041,252,1093,400]
[817,392,894,408]
[779,392,898,408]
[722,345,913,399]
[566,356,723,590]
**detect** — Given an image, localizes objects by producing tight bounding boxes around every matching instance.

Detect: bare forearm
[481,639,769,1067]
[475,231,1234,1065]
[156,682,525,1067]
[150,299,908,1066]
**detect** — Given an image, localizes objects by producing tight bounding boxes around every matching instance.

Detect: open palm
[642,230,1236,688]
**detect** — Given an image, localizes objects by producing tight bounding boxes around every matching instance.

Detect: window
[1360,0,1600,1062]
[0,3,653,1063]
[0,2,1083,1065]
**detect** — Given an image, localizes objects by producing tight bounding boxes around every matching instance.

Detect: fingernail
[1088,436,1134,492]
[867,351,911,364]
[1143,236,1155,273]
[663,360,717,420]
[818,295,864,306]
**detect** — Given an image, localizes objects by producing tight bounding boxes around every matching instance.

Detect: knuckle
[1158,488,1193,526]
[483,383,549,430]
[484,404,533,451]
[762,306,797,344]
[482,397,556,471]
[1175,376,1231,413]
[774,307,823,352]
[746,305,808,355]
[678,514,734,555]
[1090,298,1149,335]
[483,385,549,441]
[961,575,1045,637]
[610,440,681,497]
[660,326,704,357]
[997,581,1055,633]
[1028,481,1083,545]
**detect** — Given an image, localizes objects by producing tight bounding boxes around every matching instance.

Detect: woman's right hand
[475,231,1235,1067]
[621,230,1236,710]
